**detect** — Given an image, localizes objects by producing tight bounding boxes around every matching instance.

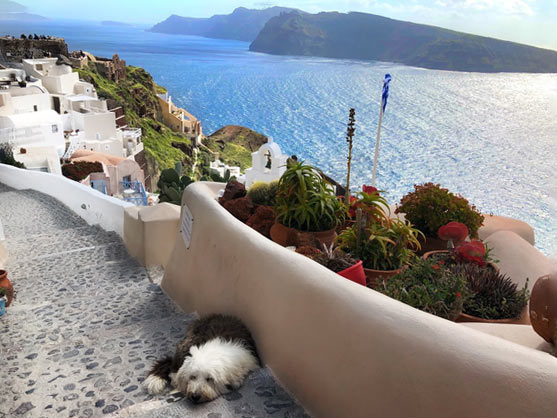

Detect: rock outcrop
[0,36,68,62]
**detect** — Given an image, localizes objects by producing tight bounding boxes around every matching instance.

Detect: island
[249,10,557,73]
[149,6,298,42]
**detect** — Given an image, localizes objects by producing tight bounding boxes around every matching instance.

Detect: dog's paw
[143,374,168,395]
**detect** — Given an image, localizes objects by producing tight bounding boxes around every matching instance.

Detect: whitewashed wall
[0,163,132,236]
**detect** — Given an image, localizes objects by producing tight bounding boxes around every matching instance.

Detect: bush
[62,161,103,181]
[451,263,529,320]
[396,183,484,238]
[377,258,468,320]
[0,143,25,169]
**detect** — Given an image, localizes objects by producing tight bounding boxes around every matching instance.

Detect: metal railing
[120,180,148,206]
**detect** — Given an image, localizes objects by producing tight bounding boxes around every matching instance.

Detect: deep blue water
[2,20,556,255]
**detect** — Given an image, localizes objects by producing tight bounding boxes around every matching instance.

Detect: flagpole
[371,100,384,187]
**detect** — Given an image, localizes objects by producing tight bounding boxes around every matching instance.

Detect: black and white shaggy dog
[143,314,260,403]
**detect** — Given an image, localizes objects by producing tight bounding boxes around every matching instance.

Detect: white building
[244,139,288,187]
[21,58,143,160]
[0,68,65,173]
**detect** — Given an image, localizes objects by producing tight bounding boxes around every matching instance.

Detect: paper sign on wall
[181,204,194,249]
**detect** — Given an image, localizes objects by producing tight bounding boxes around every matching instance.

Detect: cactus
[247,182,271,206]
[175,161,183,175]
[157,167,194,205]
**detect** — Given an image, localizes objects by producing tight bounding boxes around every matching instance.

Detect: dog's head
[173,338,258,403]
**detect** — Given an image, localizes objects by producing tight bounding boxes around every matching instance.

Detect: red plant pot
[338,260,366,286]
[0,269,14,307]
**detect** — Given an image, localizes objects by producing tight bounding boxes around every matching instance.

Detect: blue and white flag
[381,73,392,113]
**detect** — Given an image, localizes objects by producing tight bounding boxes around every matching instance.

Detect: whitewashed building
[244,139,288,187]
[0,68,64,173]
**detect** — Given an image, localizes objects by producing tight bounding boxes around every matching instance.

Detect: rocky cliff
[203,125,268,170]
[250,11,557,73]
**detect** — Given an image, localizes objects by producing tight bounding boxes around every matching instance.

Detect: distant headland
[250,11,557,74]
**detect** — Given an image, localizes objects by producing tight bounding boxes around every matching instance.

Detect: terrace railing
[120,180,148,206]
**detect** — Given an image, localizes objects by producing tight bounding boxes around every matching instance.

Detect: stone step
[9,260,148,305]
[7,228,121,261]
[0,189,88,239]
[1,313,193,418]
[6,243,132,281]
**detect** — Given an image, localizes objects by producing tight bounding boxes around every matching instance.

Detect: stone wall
[0,36,68,62]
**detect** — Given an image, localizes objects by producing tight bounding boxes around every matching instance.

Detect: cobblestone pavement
[0,184,309,418]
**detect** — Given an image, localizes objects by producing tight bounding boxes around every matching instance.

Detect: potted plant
[376,258,469,321]
[0,269,13,307]
[337,213,422,288]
[271,161,345,248]
[296,244,366,286]
[423,223,497,271]
[450,263,530,324]
[396,183,484,253]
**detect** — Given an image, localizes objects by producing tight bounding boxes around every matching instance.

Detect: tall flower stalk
[345,108,356,205]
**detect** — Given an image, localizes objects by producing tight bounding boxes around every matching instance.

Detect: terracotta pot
[307,228,337,250]
[0,269,14,307]
[364,267,402,289]
[456,306,530,325]
[417,235,448,255]
[270,222,298,247]
[338,260,366,287]
[422,250,499,272]
[529,275,557,343]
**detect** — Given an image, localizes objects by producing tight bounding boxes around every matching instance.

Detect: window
[33,105,38,112]
[123,175,132,183]
[51,124,58,133]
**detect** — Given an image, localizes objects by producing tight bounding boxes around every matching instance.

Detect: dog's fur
[143,314,260,403]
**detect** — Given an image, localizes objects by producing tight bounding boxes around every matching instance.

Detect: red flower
[362,185,378,195]
[438,222,469,243]
[432,264,440,270]
[456,292,462,298]
[455,240,487,267]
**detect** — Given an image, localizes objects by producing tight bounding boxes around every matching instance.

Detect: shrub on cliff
[396,183,484,238]
[62,161,103,181]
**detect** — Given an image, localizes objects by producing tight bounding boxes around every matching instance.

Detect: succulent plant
[247,182,273,206]
[451,263,529,320]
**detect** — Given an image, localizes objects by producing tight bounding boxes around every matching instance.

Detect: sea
[2,20,556,256]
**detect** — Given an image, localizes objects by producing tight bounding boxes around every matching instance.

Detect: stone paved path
[0,183,309,418]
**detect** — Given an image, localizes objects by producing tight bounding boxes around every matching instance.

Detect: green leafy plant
[377,258,468,320]
[396,183,484,238]
[450,263,529,320]
[157,166,194,205]
[337,217,422,271]
[348,186,390,225]
[274,160,345,232]
[0,143,25,169]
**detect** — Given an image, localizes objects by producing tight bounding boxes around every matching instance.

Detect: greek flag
[381,73,392,113]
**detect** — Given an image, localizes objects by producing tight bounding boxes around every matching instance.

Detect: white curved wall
[163,182,557,418]
[0,163,132,236]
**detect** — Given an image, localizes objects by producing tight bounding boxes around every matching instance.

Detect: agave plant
[274,161,345,232]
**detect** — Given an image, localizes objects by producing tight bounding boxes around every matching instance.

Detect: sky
[14,0,557,50]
